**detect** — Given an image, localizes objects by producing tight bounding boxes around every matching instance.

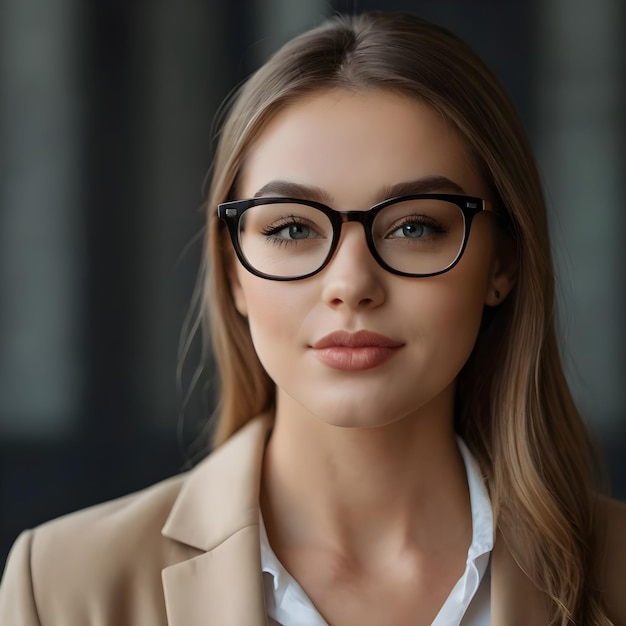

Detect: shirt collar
[457,436,494,560]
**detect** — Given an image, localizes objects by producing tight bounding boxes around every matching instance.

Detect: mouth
[311,330,404,371]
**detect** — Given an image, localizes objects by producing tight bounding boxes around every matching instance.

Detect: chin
[311,408,406,431]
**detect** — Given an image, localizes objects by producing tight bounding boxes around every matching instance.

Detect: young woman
[1,11,624,626]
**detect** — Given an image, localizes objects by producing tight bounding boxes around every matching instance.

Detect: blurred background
[1,0,625,570]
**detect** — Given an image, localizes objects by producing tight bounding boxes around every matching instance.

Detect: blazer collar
[161,414,273,626]
[162,413,273,551]
[160,413,549,625]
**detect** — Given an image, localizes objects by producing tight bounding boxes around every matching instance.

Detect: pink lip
[311,330,404,371]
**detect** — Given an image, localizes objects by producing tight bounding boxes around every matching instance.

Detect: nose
[320,223,386,310]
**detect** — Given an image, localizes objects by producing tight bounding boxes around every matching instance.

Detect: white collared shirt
[260,438,492,626]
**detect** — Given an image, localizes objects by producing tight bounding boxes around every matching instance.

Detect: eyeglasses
[218,193,493,281]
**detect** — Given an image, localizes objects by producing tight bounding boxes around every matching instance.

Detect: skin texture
[229,89,515,625]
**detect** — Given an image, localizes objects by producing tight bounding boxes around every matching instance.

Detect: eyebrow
[253,180,332,204]
[381,176,466,199]
[253,175,467,205]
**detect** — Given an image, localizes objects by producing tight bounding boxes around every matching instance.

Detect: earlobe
[485,283,510,306]
[232,283,248,316]
[228,265,249,317]
[485,245,517,307]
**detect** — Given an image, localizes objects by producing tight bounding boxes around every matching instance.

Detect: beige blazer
[1,414,624,625]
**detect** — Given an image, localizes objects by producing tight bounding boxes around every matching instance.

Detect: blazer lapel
[490,530,550,625]
[161,414,273,626]
[162,526,267,626]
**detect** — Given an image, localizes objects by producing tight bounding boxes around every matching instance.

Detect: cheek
[408,259,492,368]
[414,282,484,342]
[234,274,307,365]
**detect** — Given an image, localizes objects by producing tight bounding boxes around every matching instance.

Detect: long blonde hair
[200,12,607,624]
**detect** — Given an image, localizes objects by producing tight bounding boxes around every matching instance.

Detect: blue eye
[261,216,325,246]
[389,221,438,239]
[277,223,314,240]
[399,223,428,238]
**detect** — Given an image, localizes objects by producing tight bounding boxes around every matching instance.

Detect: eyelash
[385,214,448,237]
[261,215,307,233]
[261,215,315,246]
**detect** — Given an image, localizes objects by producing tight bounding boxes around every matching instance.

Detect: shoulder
[32,470,186,550]
[0,471,198,625]
[35,469,186,541]
[596,495,626,623]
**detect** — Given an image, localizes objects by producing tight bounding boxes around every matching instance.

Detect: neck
[260,391,472,567]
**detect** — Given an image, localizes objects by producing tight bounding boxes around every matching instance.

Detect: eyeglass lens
[237,199,466,278]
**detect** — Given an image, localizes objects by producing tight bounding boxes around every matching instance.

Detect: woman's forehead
[237,88,489,206]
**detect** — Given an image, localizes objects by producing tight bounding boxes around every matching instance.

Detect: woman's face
[229,89,511,430]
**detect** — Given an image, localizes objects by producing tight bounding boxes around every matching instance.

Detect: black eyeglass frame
[217,193,494,281]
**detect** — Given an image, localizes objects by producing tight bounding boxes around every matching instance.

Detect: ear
[485,237,517,307]
[227,260,249,317]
